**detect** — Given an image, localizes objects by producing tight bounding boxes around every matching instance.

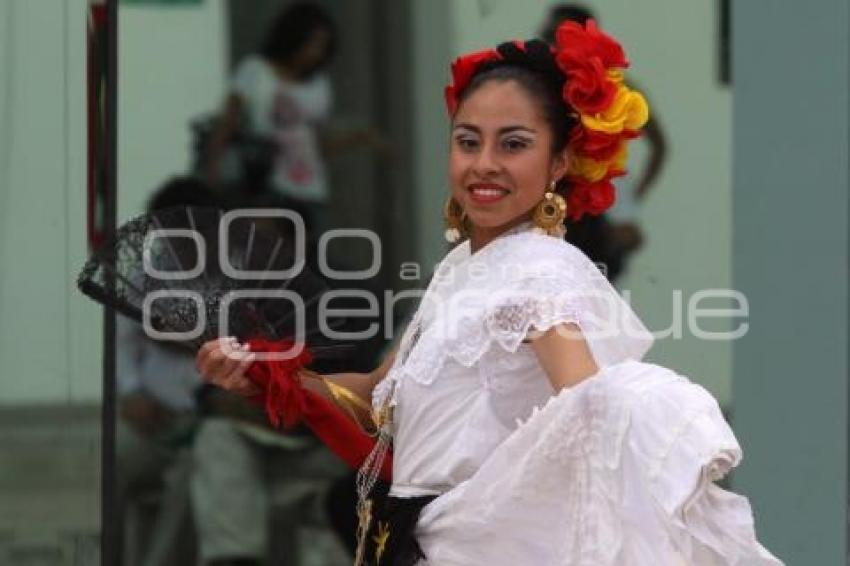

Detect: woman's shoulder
[508,230,582,255]
[231,55,276,93]
[485,231,602,285]
[234,54,269,75]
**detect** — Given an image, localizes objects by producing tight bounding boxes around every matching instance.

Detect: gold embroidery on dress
[354,498,373,566]
[372,520,391,564]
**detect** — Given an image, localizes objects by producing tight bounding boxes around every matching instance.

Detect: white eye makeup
[452,130,537,155]
[453,132,480,151]
[501,135,534,153]
[452,122,538,153]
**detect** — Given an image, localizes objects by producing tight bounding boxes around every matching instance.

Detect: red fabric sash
[244,338,392,482]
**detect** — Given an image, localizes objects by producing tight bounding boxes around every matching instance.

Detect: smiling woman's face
[449,79,568,238]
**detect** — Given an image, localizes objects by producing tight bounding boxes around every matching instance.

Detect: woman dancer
[196,19,783,566]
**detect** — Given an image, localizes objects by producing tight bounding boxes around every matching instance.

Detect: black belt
[363,494,438,566]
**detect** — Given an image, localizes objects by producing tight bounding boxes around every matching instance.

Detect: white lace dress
[372,229,783,565]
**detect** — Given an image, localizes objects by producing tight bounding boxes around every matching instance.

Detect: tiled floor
[0,405,100,566]
[0,405,350,566]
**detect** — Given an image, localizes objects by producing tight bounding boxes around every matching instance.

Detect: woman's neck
[468,216,532,254]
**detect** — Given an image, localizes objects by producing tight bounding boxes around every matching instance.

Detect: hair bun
[494,40,563,89]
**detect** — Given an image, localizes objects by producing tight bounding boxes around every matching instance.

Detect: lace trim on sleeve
[399,279,584,387]
[396,232,653,388]
[484,286,583,351]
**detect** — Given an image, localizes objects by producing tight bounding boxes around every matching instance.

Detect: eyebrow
[452,123,537,135]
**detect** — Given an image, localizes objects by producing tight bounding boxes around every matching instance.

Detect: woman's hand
[195,337,260,397]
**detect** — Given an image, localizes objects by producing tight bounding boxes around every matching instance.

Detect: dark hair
[457,40,576,154]
[147,176,219,213]
[259,2,336,73]
[540,4,596,45]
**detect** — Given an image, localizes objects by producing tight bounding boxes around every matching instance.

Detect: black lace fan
[78,206,346,354]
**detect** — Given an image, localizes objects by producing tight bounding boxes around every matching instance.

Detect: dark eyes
[502,137,530,152]
[453,136,531,152]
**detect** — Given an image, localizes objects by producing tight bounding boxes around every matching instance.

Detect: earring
[444,196,467,243]
[532,182,567,237]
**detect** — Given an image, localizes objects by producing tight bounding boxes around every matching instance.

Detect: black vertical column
[99,0,119,563]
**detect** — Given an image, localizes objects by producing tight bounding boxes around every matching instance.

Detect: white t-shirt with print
[232,55,332,203]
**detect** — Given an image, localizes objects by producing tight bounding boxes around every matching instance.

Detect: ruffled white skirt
[414,360,783,565]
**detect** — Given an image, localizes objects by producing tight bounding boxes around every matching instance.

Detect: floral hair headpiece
[444,19,649,221]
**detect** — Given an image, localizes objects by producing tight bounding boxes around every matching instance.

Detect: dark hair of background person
[146,175,220,213]
[259,2,337,76]
[540,3,595,44]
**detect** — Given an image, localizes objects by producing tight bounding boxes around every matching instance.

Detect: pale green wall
[0,1,100,404]
[118,0,227,222]
[411,0,453,272]
[0,0,228,404]
[414,0,733,403]
[600,1,733,406]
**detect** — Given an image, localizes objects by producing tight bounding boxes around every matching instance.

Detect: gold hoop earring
[532,183,567,237]
[444,196,467,243]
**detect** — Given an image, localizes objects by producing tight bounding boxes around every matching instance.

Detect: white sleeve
[314,74,333,123]
[230,56,263,100]
[394,234,654,393]
[416,362,784,566]
[455,233,654,368]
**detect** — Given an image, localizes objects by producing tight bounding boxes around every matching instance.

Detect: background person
[204,1,387,237]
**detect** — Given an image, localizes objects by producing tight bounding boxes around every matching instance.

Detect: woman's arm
[528,323,600,391]
[300,349,397,431]
[204,93,243,186]
[634,116,667,201]
[312,348,396,402]
[195,338,396,429]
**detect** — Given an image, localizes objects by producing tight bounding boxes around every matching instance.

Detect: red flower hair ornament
[566,178,617,219]
[554,18,627,69]
[444,47,501,116]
